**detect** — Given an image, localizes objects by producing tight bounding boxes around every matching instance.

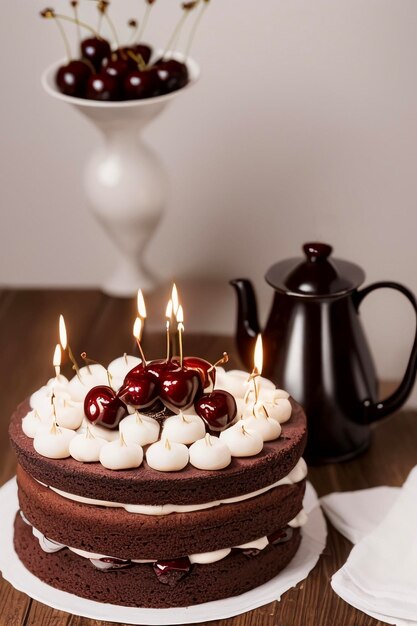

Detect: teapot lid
[265,242,365,297]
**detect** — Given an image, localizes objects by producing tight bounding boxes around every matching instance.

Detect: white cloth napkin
[321,467,417,626]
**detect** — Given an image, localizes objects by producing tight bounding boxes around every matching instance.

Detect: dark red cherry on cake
[195,390,237,432]
[86,74,120,101]
[153,557,191,585]
[84,385,127,429]
[159,366,201,411]
[118,366,159,409]
[55,60,92,97]
[172,356,215,391]
[80,37,111,72]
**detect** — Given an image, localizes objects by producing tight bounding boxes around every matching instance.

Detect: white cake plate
[0,478,326,625]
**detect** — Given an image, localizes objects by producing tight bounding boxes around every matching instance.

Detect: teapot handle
[354,281,417,421]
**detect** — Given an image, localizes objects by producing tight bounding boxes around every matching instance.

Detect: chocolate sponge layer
[14,513,302,608]
[17,464,305,559]
[9,399,307,505]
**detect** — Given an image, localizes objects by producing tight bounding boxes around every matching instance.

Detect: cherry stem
[185,0,208,58]
[67,344,80,379]
[55,13,102,39]
[163,7,191,59]
[128,19,139,44]
[137,2,151,43]
[166,321,170,362]
[127,49,146,71]
[207,352,229,373]
[178,324,184,367]
[104,13,120,48]
[70,1,82,49]
[136,339,147,365]
[50,15,72,62]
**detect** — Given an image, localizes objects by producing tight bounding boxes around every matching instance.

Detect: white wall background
[1,1,417,402]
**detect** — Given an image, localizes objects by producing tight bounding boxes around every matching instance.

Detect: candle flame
[137,289,147,319]
[166,299,173,319]
[171,283,179,315]
[53,343,61,368]
[254,334,263,376]
[176,304,184,325]
[133,316,143,341]
[59,315,67,351]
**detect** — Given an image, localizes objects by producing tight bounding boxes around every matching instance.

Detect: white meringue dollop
[107,355,141,392]
[34,422,76,459]
[242,410,282,442]
[67,365,109,402]
[119,413,160,446]
[99,434,143,470]
[54,397,84,430]
[189,434,232,470]
[219,422,263,457]
[162,412,206,445]
[146,437,189,472]
[69,428,107,462]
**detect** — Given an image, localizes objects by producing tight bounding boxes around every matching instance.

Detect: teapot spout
[230,279,261,370]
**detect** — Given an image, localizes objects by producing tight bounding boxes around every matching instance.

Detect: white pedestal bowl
[42,56,200,296]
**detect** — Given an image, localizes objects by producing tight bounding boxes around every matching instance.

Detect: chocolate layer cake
[9,358,308,608]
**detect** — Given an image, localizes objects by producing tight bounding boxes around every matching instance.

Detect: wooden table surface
[1,289,416,626]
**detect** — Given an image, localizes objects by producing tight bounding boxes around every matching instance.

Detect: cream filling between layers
[43,457,307,516]
[21,509,308,567]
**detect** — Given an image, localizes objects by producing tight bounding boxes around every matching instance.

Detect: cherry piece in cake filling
[195,390,237,432]
[84,385,127,429]
[268,526,294,546]
[153,557,192,586]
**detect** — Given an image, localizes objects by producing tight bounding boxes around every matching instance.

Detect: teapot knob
[303,242,333,262]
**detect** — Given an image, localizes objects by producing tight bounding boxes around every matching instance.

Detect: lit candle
[176,304,184,367]
[59,314,80,378]
[171,283,179,316]
[246,334,263,403]
[146,436,189,472]
[133,317,147,363]
[53,344,61,378]
[165,299,173,361]
[137,289,146,341]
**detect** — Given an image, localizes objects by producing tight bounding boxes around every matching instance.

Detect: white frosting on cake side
[23,508,307,566]
[44,457,308,515]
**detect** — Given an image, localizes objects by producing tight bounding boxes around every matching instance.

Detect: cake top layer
[10,394,306,505]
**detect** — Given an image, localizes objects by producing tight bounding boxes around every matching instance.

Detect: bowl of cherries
[41,0,206,105]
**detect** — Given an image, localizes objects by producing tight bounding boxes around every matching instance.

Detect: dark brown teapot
[231,242,417,464]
